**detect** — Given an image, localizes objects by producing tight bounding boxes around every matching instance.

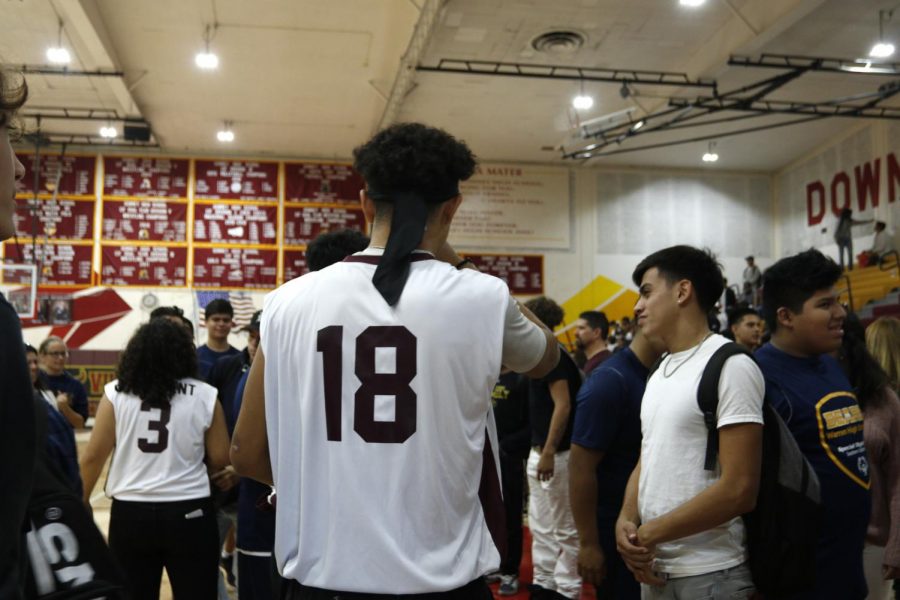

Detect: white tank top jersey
[104,378,217,502]
[261,249,546,594]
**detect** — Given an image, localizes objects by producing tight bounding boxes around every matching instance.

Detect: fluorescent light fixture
[870,42,895,58]
[46,46,71,65]
[217,128,234,143]
[679,0,706,7]
[99,126,118,139]
[573,94,594,110]
[195,51,219,70]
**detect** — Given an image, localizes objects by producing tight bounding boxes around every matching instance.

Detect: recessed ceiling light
[46,46,71,65]
[870,42,895,58]
[573,94,594,110]
[680,0,706,7]
[195,51,219,70]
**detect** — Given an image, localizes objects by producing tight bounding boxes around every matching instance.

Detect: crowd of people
[2,70,900,600]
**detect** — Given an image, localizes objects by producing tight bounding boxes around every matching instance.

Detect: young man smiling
[755,249,869,600]
[197,298,241,380]
[616,246,763,599]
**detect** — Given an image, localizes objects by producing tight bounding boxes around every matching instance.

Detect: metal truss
[34,133,159,147]
[558,53,900,160]
[17,65,125,77]
[417,59,717,89]
[22,108,149,125]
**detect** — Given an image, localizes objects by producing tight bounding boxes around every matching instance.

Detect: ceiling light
[870,10,896,58]
[702,141,718,162]
[573,94,594,110]
[46,47,71,65]
[46,20,71,65]
[631,119,645,131]
[217,121,234,142]
[195,24,220,70]
[195,51,219,70]
[870,42,895,58]
[99,126,118,139]
[679,0,706,7]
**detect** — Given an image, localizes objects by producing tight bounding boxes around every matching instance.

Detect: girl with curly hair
[80,318,230,600]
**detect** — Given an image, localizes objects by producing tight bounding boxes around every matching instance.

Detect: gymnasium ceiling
[1,0,898,171]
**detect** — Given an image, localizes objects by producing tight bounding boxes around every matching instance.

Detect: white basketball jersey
[262,251,544,593]
[104,378,217,502]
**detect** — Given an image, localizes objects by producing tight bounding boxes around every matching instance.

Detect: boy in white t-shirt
[616,246,764,599]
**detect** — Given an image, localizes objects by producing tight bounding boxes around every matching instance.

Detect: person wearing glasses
[38,336,88,429]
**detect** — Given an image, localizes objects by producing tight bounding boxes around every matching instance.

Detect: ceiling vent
[531,30,586,55]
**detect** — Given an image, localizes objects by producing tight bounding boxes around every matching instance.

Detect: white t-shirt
[261,249,547,593]
[639,334,764,577]
[104,378,217,502]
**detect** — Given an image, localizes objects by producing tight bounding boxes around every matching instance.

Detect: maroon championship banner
[102,200,188,242]
[103,156,189,198]
[194,160,278,201]
[100,245,188,286]
[14,198,94,240]
[282,248,308,281]
[3,242,93,286]
[193,203,278,245]
[463,253,544,295]
[15,154,95,197]
[283,204,366,246]
[193,247,278,289]
[284,162,364,204]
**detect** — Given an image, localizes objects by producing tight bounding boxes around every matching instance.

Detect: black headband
[367,182,460,306]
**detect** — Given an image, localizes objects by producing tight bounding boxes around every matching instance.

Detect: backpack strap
[647,353,668,381]
[697,342,755,471]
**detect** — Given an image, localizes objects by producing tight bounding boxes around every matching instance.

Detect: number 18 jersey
[104,378,217,502]
[261,251,545,593]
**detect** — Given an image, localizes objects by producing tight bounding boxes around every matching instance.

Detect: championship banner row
[13,198,366,246]
[15,154,361,202]
[1,241,543,295]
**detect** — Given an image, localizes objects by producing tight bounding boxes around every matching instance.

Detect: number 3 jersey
[261,250,546,594]
[103,378,218,502]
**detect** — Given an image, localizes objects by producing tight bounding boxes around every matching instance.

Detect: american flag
[196,291,257,328]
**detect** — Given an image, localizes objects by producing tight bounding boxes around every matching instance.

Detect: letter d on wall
[807,181,826,226]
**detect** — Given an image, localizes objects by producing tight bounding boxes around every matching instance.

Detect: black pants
[499,454,525,576]
[108,497,219,600]
[282,578,493,600]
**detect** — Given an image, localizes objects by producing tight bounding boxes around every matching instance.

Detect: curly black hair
[306,229,370,272]
[352,123,477,199]
[761,249,842,332]
[525,296,565,330]
[632,245,724,314]
[116,318,198,407]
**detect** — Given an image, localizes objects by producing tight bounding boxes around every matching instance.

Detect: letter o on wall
[831,171,851,215]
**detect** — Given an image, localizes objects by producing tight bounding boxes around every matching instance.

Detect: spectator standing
[742,256,762,306]
[617,246,764,599]
[834,208,873,271]
[38,336,88,429]
[570,329,665,600]
[0,69,35,600]
[838,315,900,600]
[574,311,612,376]
[756,249,870,600]
[80,319,230,600]
[197,299,240,380]
[727,306,763,351]
[524,296,583,600]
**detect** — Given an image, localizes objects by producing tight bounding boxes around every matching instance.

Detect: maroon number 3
[317,325,417,443]
[138,401,171,453]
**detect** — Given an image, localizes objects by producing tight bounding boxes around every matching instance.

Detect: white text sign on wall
[450,164,570,250]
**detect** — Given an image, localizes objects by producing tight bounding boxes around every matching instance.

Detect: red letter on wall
[807,181,826,226]
[830,172,851,215]
[888,152,900,204]
[854,159,880,210]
